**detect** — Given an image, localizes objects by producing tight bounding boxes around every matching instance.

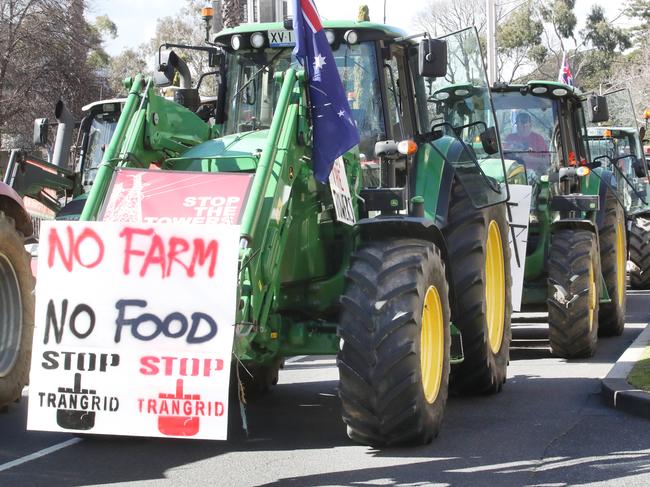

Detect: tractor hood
[173,130,269,173]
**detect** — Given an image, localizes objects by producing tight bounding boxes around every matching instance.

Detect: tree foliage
[0,0,105,149]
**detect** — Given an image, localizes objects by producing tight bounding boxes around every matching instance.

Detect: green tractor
[491,81,626,358]
[72,21,515,446]
[586,88,650,290]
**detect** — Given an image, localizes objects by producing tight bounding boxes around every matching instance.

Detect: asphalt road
[1,290,649,487]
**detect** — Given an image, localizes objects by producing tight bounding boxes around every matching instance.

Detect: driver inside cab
[504,111,550,176]
[505,112,546,153]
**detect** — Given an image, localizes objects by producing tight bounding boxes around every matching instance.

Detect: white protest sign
[27,221,239,440]
[506,184,532,311]
[328,157,356,225]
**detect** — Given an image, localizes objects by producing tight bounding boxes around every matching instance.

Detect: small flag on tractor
[558,52,573,86]
[292,0,360,182]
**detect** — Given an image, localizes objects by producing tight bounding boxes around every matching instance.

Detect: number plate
[268,29,295,47]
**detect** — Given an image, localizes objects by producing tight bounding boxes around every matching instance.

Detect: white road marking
[284,355,308,364]
[0,438,82,473]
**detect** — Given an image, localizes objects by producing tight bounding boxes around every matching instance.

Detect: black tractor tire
[338,238,451,447]
[444,183,512,395]
[629,216,650,290]
[0,212,35,409]
[547,229,600,358]
[598,191,627,336]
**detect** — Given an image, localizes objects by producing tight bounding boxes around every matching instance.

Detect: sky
[88,0,626,56]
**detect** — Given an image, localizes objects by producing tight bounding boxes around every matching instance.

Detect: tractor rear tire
[338,238,451,447]
[547,229,599,358]
[629,217,650,290]
[0,212,35,409]
[444,183,512,395]
[598,191,627,336]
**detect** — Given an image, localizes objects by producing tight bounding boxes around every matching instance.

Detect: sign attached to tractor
[507,184,532,311]
[101,168,254,225]
[27,221,240,440]
[329,157,356,226]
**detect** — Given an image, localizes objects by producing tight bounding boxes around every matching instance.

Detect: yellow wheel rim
[421,285,444,404]
[588,259,596,331]
[485,221,506,354]
[616,222,625,304]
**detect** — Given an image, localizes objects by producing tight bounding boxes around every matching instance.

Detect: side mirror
[154,50,178,88]
[418,38,447,78]
[633,158,645,178]
[591,155,608,169]
[587,95,609,123]
[33,118,49,146]
[208,49,223,68]
[480,126,499,155]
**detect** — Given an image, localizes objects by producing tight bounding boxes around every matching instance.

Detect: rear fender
[551,218,597,235]
[0,183,33,237]
[355,216,454,301]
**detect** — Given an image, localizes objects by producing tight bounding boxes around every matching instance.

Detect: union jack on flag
[292,0,360,182]
[558,52,573,86]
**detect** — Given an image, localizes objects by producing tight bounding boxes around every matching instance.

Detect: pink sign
[101,168,254,225]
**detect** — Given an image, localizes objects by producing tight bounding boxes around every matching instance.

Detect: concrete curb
[601,322,650,418]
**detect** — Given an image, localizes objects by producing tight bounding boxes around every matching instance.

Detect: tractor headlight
[250,32,265,48]
[231,35,242,50]
[325,29,336,45]
[344,30,358,45]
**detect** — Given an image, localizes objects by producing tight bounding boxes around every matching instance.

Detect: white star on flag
[337,110,345,117]
[313,54,326,71]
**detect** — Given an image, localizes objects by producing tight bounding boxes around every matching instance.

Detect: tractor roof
[214,20,407,45]
[492,80,583,100]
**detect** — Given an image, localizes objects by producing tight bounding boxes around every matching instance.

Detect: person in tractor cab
[505,112,546,152]
[504,111,551,177]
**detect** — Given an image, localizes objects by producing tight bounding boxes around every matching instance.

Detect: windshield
[223,41,385,158]
[588,129,649,211]
[492,92,560,182]
[418,27,508,207]
[83,116,118,189]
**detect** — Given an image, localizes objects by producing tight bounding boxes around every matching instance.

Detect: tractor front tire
[338,238,451,447]
[598,191,627,336]
[444,184,512,395]
[0,212,35,409]
[629,216,650,290]
[547,229,599,358]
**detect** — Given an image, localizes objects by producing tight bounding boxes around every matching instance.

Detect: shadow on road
[0,290,647,486]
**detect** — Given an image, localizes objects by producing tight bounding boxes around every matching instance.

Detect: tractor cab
[211,23,508,211]
[586,88,649,215]
[492,82,599,187]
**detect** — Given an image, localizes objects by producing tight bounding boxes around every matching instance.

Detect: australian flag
[558,52,573,86]
[292,0,360,182]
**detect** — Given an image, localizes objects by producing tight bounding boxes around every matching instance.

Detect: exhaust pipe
[51,100,74,168]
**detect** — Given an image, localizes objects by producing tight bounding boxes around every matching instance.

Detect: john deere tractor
[71,22,513,446]
[491,81,626,359]
[587,88,650,290]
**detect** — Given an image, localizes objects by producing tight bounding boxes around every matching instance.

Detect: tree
[106,48,148,96]
[497,2,545,82]
[0,0,106,150]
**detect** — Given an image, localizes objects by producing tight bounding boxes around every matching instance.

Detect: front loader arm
[80,75,213,221]
[236,69,311,360]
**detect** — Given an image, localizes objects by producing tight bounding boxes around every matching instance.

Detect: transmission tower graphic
[103,172,146,222]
